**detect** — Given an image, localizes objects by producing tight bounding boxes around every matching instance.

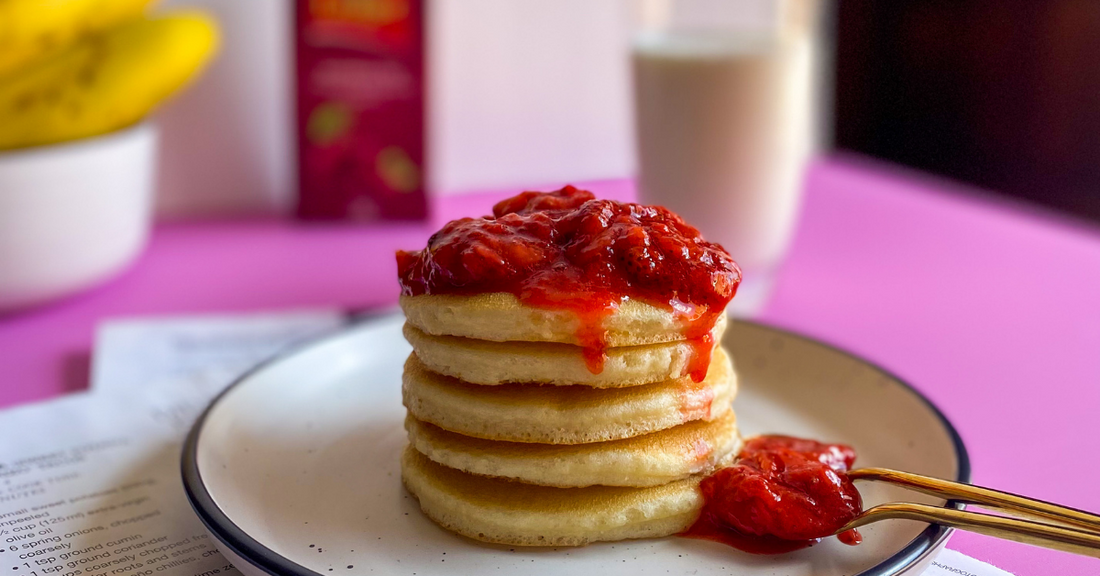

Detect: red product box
[295,0,428,221]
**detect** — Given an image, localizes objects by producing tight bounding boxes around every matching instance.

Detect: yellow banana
[0,11,219,150]
[0,0,156,77]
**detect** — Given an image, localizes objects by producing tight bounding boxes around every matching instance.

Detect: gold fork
[838,468,1100,558]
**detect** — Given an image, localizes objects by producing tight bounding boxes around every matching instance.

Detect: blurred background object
[155,0,293,216]
[835,0,1100,221]
[425,0,633,196]
[0,124,156,310]
[632,0,828,316]
[0,0,154,76]
[0,0,218,311]
[5,0,1100,311]
[155,0,634,218]
[294,0,429,220]
[0,9,217,150]
[149,0,1100,224]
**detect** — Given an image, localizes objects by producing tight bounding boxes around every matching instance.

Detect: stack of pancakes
[399,293,741,547]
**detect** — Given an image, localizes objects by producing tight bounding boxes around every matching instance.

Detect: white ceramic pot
[0,123,157,312]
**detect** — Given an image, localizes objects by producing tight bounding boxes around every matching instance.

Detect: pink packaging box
[295,0,428,221]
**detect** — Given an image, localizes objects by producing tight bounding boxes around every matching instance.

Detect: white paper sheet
[92,310,348,396]
[926,549,1014,576]
[0,388,234,576]
[0,311,348,576]
[0,310,1015,576]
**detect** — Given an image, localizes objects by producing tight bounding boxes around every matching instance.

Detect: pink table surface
[2,156,1099,575]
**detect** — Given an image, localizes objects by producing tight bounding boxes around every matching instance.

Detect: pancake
[405,411,740,488]
[403,320,727,387]
[400,446,704,546]
[401,346,735,444]
[400,293,727,346]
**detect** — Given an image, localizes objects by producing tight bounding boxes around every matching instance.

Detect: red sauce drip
[671,300,721,382]
[689,438,713,465]
[575,306,612,374]
[396,186,741,378]
[837,529,862,546]
[678,379,717,422]
[684,331,714,383]
[682,435,863,554]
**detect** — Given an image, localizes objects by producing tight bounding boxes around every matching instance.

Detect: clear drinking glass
[632,0,827,316]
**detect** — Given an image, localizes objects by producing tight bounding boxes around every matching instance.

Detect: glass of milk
[632,0,826,316]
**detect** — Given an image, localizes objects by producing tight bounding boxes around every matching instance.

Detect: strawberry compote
[396,185,741,379]
[683,435,864,554]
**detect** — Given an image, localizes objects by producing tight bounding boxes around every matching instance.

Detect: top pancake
[400,293,727,346]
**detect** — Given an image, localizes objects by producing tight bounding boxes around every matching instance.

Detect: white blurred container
[633,0,825,316]
[0,123,157,312]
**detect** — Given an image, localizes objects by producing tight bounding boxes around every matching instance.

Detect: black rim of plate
[181,315,971,576]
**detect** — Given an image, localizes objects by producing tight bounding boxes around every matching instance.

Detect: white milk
[633,30,817,315]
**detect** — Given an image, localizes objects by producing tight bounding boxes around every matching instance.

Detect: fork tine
[839,502,1100,559]
[848,468,1100,534]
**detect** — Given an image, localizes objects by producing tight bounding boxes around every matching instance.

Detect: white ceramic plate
[182,315,969,576]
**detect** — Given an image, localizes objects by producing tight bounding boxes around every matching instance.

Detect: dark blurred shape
[63,352,91,395]
[295,0,428,222]
[835,1,1100,220]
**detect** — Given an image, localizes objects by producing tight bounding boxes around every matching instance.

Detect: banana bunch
[0,0,219,150]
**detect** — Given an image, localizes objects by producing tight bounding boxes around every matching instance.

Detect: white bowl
[0,123,157,312]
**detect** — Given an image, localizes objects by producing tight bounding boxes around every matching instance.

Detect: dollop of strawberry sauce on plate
[683,435,864,554]
[396,186,741,379]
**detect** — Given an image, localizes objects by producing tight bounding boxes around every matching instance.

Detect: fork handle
[842,502,1100,558]
[849,467,1100,533]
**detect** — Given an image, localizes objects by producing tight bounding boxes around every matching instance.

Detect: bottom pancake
[405,411,741,487]
[400,447,704,547]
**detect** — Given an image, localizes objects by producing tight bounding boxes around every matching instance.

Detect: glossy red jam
[396,186,741,378]
[683,435,863,554]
